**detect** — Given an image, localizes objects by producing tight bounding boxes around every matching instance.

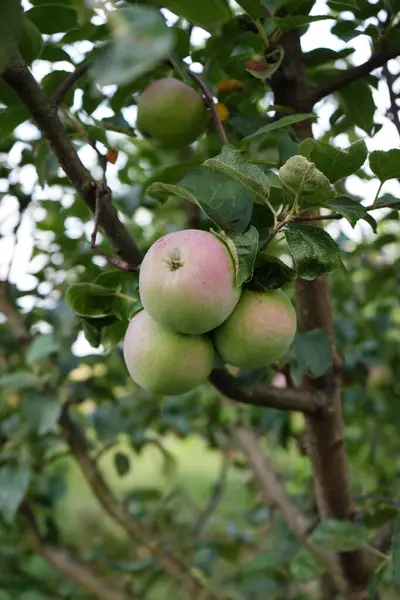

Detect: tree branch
[20,503,137,600]
[311,45,400,104]
[59,405,221,600]
[2,55,142,267]
[210,368,327,415]
[52,60,93,106]
[185,69,228,145]
[232,426,339,581]
[382,63,400,138]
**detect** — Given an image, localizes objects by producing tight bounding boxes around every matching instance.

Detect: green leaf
[244,113,316,142]
[26,5,78,34]
[21,395,61,435]
[80,316,119,348]
[19,17,43,65]
[369,149,400,183]
[203,149,270,203]
[373,193,400,209]
[0,0,23,75]
[299,139,367,183]
[279,155,334,201]
[250,255,297,291]
[180,169,254,234]
[338,80,375,134]
[0,106,29,141]
[393,512,400,588]
[284,224,341,280]
[102,320,129,350]
[114,452,130,476]
[293,329,333,378]
[235,0,265,18]
[330,0,359,8]
[150,0,232,32]
[0,464,30,522]
[272,15,335,31]
[214,227,259,287]
[26,334,59,366]
[146,181,198,205]
[0,371,39,391]
[66,283,117,318]
[92,6,174,87]
[309,519,368,552]
[329,196,367,227]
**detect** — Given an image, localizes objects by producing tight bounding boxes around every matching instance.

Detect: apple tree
[1,1,400,599]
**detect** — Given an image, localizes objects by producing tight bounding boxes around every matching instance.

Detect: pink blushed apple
[213,289,297,368]
[139,229,241,334]
[123,310,215,395]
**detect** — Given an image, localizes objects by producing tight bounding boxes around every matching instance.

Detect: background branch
[20,504,137,600]
[311,45,400,103]
[59,405,221,600]
[232,426,339,582]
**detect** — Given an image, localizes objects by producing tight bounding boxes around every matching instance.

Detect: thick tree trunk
[270,29,371,597]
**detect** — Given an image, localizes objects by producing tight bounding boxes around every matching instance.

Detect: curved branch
[210,368,327,415]
[2,55,142,267]
[20,504,137,600]
[311,44,400,104]
[52,60,93,106]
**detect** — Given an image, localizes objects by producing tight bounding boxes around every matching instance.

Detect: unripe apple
[123,310,215,395]
[136,78,207,149]
[139,229,241,335]
[213,289,297,368]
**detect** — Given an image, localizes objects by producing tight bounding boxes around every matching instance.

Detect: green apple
[213,289,297,368]
[137,78,206,148]
[139,229,241,334]
[123,310,215,395]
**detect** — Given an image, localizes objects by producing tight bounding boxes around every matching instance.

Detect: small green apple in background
[213,289,297,369]
[139,229,241,335]
[136,78,207,149]
[123,310,215,395]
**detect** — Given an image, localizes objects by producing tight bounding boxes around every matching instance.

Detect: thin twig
[93,245,140,272]
[193,452,230,537]
[382,63,400,138]
[52,60,93,106]
[91,184,110,247]
[185,69,228,145]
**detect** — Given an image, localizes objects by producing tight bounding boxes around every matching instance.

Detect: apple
[123,310,215,395]
[139,229,241,334]
[136,78,206,148]
[213,289,297,368]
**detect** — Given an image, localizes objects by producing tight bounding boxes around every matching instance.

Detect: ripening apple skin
[136,78,207,148]
[139,229,241,335]
[213,289,297,369]
[123,310,215,395]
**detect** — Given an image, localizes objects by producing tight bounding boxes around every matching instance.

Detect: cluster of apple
[123,230,297,396]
